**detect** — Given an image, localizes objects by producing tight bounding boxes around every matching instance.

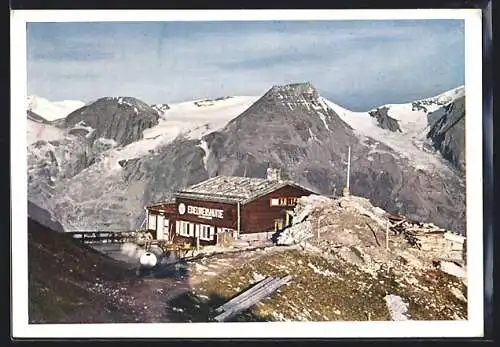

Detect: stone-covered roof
[175,176,316,205]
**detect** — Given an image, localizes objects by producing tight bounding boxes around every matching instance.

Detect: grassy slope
[170,249,467,322]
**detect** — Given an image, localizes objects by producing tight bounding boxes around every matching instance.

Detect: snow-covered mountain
[26,95,85,121]
[106,96,259,166]
[322,85,465,174]
[26,84,466,235]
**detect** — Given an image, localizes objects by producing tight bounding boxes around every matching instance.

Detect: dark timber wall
[241,185,314,234]
[146,184,315,245]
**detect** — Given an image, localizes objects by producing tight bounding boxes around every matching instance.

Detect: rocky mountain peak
[63,96,160,146]
[223,81,353,142]
[265,82,319,102]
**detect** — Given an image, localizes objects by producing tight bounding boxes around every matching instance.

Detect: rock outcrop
[368,107,402,132]
[427,96,466,174]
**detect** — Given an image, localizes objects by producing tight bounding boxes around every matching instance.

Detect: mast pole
[346,146,351,191]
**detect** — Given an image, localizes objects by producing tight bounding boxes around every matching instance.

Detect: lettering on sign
[186,205,224,219]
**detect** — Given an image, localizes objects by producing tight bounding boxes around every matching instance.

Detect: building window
[148,214,157,230]
[177,221,192,237]
[176,221,214,240]
[270,197,299,207]
[199,224,215,241]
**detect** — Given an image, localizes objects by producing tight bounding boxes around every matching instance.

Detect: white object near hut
[139,252,158,268]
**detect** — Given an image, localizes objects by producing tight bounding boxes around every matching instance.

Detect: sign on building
[178,202,224,220]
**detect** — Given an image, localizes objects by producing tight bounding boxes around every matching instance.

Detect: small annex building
[144,168,317,246]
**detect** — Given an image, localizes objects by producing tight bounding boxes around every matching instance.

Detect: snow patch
[27,120,65,145]
[117,97,134,108]
[385,294,410,321]
[317,97,330,112]
[321,97,457,173]
[26,95,85,121]
[438,261,467,278]
[105,96,259,166]
[198,140,210,170]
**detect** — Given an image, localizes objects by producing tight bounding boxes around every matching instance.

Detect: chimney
[266,167,281,181]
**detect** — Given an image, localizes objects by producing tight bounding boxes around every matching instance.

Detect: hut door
[156,214,164,240]
[274,218,284,232]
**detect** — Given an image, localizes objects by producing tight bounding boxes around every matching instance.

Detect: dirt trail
[103,246,284,322]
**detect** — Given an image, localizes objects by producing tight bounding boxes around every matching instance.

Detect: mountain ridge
[26,83,466,235]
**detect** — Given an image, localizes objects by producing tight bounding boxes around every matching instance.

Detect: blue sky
[27,20,465,111]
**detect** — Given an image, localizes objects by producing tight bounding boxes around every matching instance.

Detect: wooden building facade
[145,169,316,246]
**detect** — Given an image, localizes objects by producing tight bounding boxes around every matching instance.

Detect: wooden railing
[67,231,136,245]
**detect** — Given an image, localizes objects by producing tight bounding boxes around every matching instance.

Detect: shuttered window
[177,221,197,237]
[176,221,214,240]
[270,198,280,206]
[199,224,215,241]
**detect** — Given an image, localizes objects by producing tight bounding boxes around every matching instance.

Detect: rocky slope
[26,83,466,234]
[64,96,160,146]
[27,96,161,225]
[426,95,466,174]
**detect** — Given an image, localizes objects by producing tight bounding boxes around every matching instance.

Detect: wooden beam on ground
[215,276,276,313]
[213,275,293,322]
